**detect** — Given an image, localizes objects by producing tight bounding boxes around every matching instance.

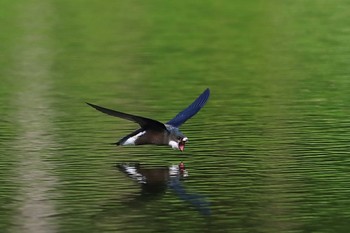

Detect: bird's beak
[179,137,188,152]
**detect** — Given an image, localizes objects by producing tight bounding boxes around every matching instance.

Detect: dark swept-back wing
[167,88,210,127]
[86,102,166,130]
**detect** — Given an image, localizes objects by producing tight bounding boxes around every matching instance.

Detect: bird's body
[87,88,210,151]
[119,128,166,146]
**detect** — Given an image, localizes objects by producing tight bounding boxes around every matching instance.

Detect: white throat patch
[168,140,179,150]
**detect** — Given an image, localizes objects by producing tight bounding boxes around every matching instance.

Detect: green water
[1,0,350,232]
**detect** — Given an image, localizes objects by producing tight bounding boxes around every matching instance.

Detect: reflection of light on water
[10,1,59,233]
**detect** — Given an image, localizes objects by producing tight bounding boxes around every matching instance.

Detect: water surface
[1,0,350,232]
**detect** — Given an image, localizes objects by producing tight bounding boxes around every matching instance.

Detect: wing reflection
[117,162,210,216]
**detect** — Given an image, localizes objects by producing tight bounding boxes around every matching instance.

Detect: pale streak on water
[10,0,59,232]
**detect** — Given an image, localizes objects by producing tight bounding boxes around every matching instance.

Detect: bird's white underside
[123,131,146,145]
[123,131,188,149]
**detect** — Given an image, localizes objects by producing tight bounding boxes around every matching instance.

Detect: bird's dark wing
[86,102,166,130]
[167,88,210,127]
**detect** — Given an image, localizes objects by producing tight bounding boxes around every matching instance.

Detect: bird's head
[166,125,188,152]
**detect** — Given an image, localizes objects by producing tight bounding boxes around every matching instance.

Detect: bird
[86,88,210,151]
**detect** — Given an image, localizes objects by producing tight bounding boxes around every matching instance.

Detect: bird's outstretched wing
[86,102,166,130]
[167,88,210,127]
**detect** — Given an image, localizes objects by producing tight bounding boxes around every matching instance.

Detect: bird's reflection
[117,162,210,216]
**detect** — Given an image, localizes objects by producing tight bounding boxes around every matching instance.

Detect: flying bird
[87,88,210,151]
